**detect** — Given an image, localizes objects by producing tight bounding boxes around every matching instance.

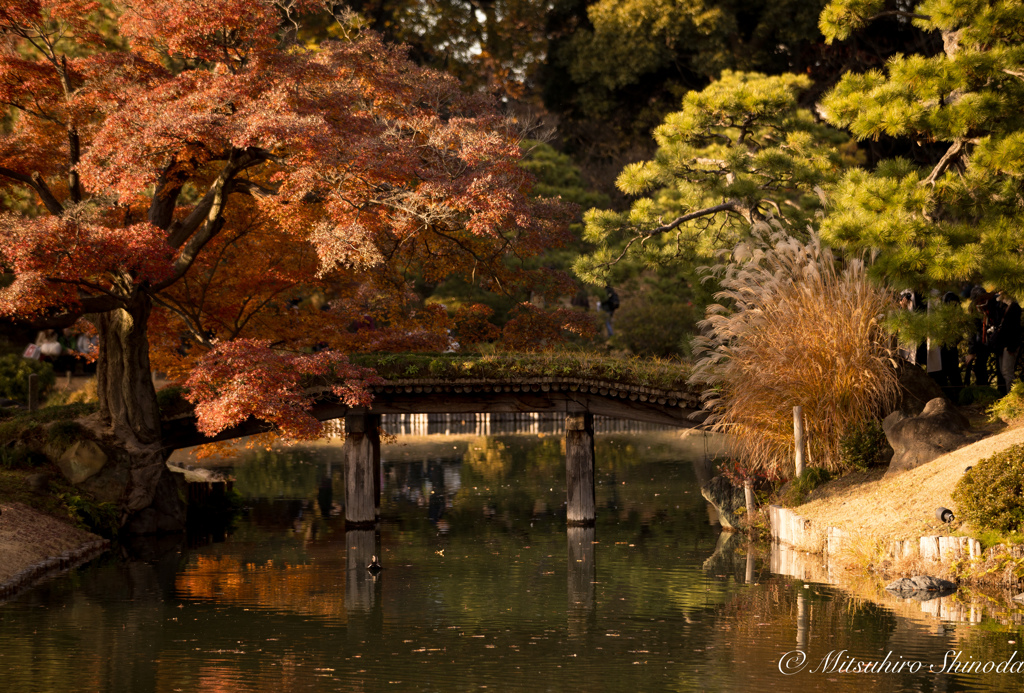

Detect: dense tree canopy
[0,0,579,449]
[573,71,854,284]
[819,0,1024,297]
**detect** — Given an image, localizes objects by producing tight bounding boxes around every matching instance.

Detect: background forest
[314,0,1007,360]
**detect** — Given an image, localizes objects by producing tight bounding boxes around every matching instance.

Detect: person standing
[600,285,619,337]
[993,291,1022,394]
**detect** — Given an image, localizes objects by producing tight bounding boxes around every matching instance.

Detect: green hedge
[0,354,55,401]
[953,443,1024,533]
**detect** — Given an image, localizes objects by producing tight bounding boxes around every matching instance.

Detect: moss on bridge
[347,352,692,392]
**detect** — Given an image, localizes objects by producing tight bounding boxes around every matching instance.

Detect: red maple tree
[0,0,579,527]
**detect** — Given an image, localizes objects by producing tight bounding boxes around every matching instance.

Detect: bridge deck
[163,376,706,450]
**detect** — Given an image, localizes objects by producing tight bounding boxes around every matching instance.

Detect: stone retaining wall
[769,504,982,567]
[0,538,108,600]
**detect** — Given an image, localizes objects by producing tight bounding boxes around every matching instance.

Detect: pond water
[1,429,1023,692]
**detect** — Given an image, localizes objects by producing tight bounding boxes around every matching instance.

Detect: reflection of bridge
[164,376,707,529]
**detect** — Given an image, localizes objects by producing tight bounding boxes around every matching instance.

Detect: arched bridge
[163,374,709,529]
[164,375,707,449]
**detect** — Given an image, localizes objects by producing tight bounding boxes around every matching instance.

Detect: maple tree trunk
[97,293,162,447]
[93,292,185,533]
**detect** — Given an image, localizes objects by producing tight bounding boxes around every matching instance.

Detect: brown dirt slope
[794,425,1024,544]
[0,502,102,586]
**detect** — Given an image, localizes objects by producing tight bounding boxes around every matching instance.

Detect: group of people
[899,287,1022,398]
[24,328,98,374]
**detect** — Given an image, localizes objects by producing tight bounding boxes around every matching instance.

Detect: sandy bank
[794,424,1024,545]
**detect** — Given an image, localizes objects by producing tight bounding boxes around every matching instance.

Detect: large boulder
[883,397,973,476]
[892,359,947,416]
[700,475,746,531]
[885,575,956,600]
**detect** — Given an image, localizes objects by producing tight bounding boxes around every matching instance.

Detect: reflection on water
[1,432,1023,692]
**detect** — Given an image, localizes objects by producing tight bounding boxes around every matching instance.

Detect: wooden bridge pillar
[345,414,380,528]
[565,412,595,526]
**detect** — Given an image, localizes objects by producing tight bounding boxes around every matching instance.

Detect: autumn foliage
[0,0,577,443]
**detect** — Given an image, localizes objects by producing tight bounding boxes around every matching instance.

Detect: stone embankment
[767,424,1024,626]
[768,504,984,567]
[0,502,109,600]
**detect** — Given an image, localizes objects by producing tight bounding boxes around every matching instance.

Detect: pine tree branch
[645,202,746,236]
[921,139,964,187]
[868,10,931,22]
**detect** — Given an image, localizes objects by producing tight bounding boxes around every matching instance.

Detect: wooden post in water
[796,591,808,651]
[27,373,38,412]
[565,412,595,526]
[345,414,378,528]
[345,528,378,613]
[793,406,805,478]
[369,414,381,513]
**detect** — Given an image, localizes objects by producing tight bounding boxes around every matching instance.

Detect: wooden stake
[345,414,377,527]
[27,373,38,412]
[793,405,805,478]
[565,412,595,526]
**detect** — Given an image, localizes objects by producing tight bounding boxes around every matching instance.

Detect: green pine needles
[574,71,855,285]
[820,0,1024,297]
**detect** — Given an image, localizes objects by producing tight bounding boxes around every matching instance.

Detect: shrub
[60,493,119,537]
[46,420,88,452]
[612,294,699,358]
[0,354,55,401]
[0,445,48,469]
[953,443,1024,533]
[784,467,833,506]
[988,382,1024,424]
[838,419,892,470]
[689,230,899,479]
[959,385,1000,407]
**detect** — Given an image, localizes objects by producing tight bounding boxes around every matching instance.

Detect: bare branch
[868,10,931,22]
[0,167,65,215]
[921,139,964,187]
[645,201,746,236]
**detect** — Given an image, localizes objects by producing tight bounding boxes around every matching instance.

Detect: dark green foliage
[347,351,692,390]
[519,140,610,211]
[157,385,192,418]
[785,467,833,506]
[0,354,55,401]
[838,419,893,471]
[59,493,119,538]
[612,293,699,357]
[0,445,48,470]
[45,420,88,453]
[953,443,1024,533]
[959,385,1000,407]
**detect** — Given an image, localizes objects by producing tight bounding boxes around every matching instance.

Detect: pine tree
[573,70,854,284]
[819,0,1024,296]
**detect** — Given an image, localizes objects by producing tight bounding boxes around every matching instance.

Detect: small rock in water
[1012,593,1024,603]
[885,575,956,600]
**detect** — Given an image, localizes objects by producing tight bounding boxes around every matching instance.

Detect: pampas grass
[690,229,898,479]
